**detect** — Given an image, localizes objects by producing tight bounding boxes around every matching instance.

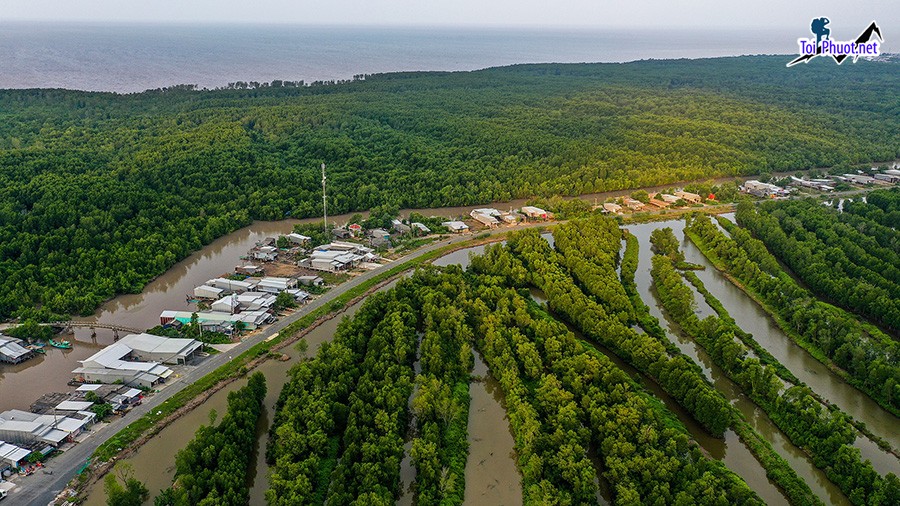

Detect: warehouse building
[72,340,179,388]
[206,278,257,293]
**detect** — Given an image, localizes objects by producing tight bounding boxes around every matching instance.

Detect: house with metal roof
[297,275,325,287]
[0,336,32,364]
[0,409,91,447]
[442,221,469,233]
[391,219,411,234]
[255,277,298,294]
[520,206,551,220]
[159,310,273,331]
[411,222,431,233]
[470,210,500,228]
[0,441,31,469]
[193,284,225,300]
[286,233,311,245]
[206,277,257,293]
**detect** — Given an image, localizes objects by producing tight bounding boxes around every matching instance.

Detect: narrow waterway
[627,220,850,505]
[0,220,300,413]
[81,285,374,506]
[671,220,898,475]
[464,351,522,505]
[444,242,788,505]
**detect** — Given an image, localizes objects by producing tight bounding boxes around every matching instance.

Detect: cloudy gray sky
[2,1,897,29]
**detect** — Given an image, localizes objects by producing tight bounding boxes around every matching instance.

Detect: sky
[2,1,897,30]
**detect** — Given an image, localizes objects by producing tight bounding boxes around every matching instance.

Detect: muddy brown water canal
[82,281,377,505]
[629,220,898,484]
[63,217,900,505]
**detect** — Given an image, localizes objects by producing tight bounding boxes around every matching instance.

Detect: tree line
[266,290,417,505]
[651,245,899,505]
[153,372,267,506]
[738,194,899,334]
[470,231,764,504]
[1,56,898,321]
[686,211,900,415]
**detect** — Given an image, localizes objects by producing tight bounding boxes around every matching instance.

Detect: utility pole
[321,163,328,233]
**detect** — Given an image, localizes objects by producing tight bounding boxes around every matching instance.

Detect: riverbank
[44,227,535,505]
[684,224,900,452]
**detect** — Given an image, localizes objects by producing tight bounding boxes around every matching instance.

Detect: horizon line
[0,18,803,31]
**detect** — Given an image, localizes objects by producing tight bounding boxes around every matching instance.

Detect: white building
[286,233,311,245]
[0,409,92,447]
[252,246,279,262]
[411,222,431,233]
[210,296,241,313]
[442,221,469,233]
[118,333,203,364]
[256,277,298,294]
[235,264,263,276]
[470,211,500,227]
[743,180,785,197]
[193,284,225,300]
[472,208,502,217]
[316,242,373,255]
[303,250,364,272]
[0,441,31,469]
[212,292,278,313]
[296,275,324,287]
[74,345,172,388]
[603,203,623,214]
[159,310,273,331]
[0,336,32,364]
[206,278,256,293]
[391,219,411,234]
[520,206,550,220]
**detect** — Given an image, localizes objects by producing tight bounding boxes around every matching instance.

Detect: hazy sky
[2,1,897,29]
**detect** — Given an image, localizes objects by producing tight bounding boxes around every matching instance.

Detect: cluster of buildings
[183,275,313,332]
[298,241,379,272]
[443,206,551,233]
[469,208,523,228]
[790,176,834,192]
[0,408,92,454]
[0,368,153,471]
[602,191,703,215]
[745,166,899,198]
[743,180,791,198]
[873,168,900,183]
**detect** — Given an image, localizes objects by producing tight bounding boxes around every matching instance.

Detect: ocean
[0,22,799,93]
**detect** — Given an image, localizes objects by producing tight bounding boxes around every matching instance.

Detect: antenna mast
[321,163,328,232]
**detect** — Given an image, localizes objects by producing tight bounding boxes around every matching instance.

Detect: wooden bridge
[43,321,144,339]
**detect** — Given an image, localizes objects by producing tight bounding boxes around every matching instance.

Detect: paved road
[12,226,534,506]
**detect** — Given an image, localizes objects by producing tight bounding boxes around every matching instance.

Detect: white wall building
[206,278,256,293]
[442,221,469,233]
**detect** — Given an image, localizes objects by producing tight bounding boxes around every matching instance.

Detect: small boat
[49,339,73,349]
[27,345,46,354]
